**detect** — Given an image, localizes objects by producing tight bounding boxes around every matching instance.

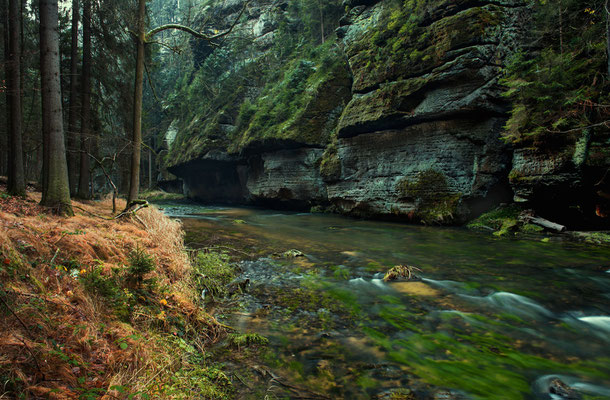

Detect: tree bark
[39,0,73,215]
[67,0,79,195]
[2,0,11,180]
[7,0,26,196]
[126,0,146,206]
[148,145,152,189]
[606,0,610,79]
[77,0,91,199]
[319,0,325,44]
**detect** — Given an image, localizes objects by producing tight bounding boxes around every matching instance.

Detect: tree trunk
[6,0,26,195]
[2,0,12,180]
[606,0,610,79]
[39,0,73,215]
[319,1,325,44]
[77,0,91,199]
[7,0,25,195]
[148,145,152,189]
[67,0,79,195]
[127,0,146,206]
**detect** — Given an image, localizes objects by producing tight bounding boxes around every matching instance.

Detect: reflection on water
[159,202,610,399]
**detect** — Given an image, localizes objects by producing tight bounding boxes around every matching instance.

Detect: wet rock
[532,375,583,400]
[374,388,416,399]
[383,265,422,282]
[227,278,250,296]
[390,282,440,297]
[273,249,306,258]
[433,390,466,400]
[549,378,581,399]
[246,148,327,209]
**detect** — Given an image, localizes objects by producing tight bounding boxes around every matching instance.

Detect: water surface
[161,202,610,399]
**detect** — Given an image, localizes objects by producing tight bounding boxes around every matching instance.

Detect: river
[160,202,610,400]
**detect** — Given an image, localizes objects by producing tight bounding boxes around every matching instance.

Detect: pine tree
[39,0,73,215]
[6,0,26,196]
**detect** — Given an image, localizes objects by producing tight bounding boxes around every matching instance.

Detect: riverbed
[159,202,610,399]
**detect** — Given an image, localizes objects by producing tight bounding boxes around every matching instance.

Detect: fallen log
[525,216,566,233]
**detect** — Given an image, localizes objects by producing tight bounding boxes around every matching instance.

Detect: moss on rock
[347,1,503,92]
[396,170,461,224]
[319,143,342,182]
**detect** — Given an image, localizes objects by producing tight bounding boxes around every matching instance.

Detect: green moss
[337,77,429,132]
[521,223,544,234]
[319,143,341,181]
[396,170,461,224]
[574,231,610,245]
[232,44,350,152]
[139,190,184,202]
[227,333,269,349]
[385,389,416,400]
[467,205,521,231]
[350,1,503,90]
[492,219,519,237]
[468,205,549,237]
[193,252,236,301]
[161,357,233,399]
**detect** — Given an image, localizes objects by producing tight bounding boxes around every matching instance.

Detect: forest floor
[0,183,234,399]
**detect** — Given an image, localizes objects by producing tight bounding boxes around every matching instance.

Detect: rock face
[327,118,512,222]
[165,0,608,227]
[246,148,327,209]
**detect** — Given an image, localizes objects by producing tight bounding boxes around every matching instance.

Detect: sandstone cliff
[162,0,609,228]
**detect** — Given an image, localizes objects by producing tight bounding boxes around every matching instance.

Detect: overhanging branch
[546,120,610,134]
[145,0,250,42]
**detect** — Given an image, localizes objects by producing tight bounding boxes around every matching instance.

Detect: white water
[460,291,554,319]
[578,316,610,332]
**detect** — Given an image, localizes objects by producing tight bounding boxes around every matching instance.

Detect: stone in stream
[383,265,422,282]
[272,249,306,258]
[532,375,582,400]
[548,379,582,400]
[227,278,250,296]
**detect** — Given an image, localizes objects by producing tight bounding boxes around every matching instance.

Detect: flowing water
[160,202,610,399]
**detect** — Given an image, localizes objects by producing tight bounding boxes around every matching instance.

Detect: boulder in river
[532,375,582,400]
[383,265,422,281]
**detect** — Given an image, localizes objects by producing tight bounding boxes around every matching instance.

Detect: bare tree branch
[145,0,250,42]
[546,120,610,134]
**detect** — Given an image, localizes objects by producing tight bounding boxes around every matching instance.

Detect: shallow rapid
[161,202,610,399]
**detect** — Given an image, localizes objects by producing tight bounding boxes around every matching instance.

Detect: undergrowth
[0,189,233,399]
